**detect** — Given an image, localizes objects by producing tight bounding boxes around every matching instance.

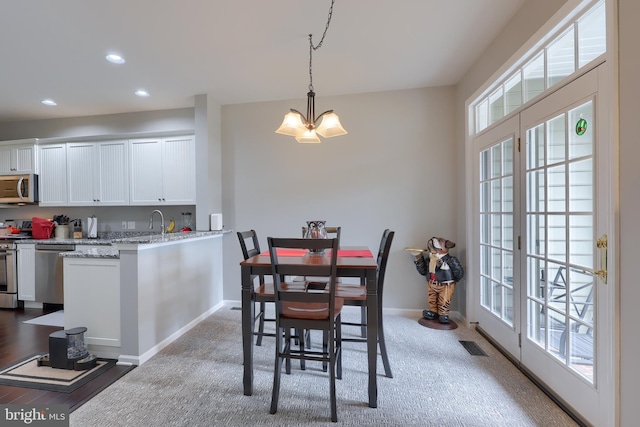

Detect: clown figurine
[412,237,464,324]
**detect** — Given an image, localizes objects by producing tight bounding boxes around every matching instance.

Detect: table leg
[365,268,378,408]
[241,267,255,396]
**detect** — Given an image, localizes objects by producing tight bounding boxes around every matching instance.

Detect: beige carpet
[71,306,580,426]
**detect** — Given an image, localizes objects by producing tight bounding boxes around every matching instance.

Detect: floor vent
[230,307,241,311]
[459,340,488,356]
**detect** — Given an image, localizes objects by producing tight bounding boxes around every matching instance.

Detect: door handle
[578,234,607,284]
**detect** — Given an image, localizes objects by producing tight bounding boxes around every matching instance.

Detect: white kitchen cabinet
[63,257,120,354]
[0,141,37,174]
[38,144,68,206]
[129,135,195,205]
[67,140,129,206]
[16,243,35,301]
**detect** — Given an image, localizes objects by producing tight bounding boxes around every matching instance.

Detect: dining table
[240,245,380,408]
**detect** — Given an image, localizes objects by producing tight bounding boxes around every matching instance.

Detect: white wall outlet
[122,221,127,229]
[128,221,135,230]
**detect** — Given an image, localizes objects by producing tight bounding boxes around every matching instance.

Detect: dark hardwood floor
[0,306,133,411]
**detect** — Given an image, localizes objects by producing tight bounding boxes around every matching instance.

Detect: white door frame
[465,61,617,427]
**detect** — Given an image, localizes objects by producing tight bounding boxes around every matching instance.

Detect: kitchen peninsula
[61,230,228,366]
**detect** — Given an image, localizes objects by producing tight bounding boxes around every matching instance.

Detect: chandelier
[275,0,347,143]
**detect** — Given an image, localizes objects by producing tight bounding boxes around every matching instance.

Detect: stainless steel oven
[0,242,17,308]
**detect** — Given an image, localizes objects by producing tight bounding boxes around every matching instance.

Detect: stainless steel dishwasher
[34,243,76,304]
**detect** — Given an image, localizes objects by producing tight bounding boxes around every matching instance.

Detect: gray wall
[618,0,638,424]
[221,87,458,310]
[454,0,568,319]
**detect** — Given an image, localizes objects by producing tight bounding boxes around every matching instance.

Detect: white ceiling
[0,0,526,123]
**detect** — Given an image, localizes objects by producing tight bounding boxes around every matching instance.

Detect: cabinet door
[129,138,163,205]
[96,140,129,205]
[17,244,35,301]
[0,147,13,174]
[14,145,35,174]
[63,258,120,348]
[67,143,96,206]
[162,135,196,204]
[39,144,68,206]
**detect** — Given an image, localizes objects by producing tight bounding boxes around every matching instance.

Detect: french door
[473,66,613,425]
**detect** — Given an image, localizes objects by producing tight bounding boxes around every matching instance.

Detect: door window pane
[492,214,502,247]
[481,276,491,308]
[480,182,489,212]
[547,215,567,263]
[527,214,546,256]
[569,158,593,212]
[528,299,546,348]
[569,214,593,269]
[526,170,545,212]
[569,101,593,159]
[504,285,514,323]
[528,257,545,300]
[547,114,566,164]
[480,150,489,181]
[503,138,513,175]
[547,165,566,212]
[481,244,490,276]
[492,280,503,315]
[491,180,502,212]
[491,144,502,177]
[502,177,513,212]
[548,307,567,362]
[503,214,514,250]
[527,124,545,169]
[568,318,594,382]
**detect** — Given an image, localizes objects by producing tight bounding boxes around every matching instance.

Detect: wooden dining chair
[336,229,395,378]
[267,237,343,423]
[237,230,273,346]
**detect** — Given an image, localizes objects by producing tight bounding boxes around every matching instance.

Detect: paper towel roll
[88,216,98,238]
[210,214,223,231]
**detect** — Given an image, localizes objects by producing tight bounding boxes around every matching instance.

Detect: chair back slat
[237,229,261,260]
[377,229,395,296]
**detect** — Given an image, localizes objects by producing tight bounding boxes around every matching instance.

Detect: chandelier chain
[308,0,335,92]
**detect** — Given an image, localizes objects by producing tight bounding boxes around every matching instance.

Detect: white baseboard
[119,301,226,366]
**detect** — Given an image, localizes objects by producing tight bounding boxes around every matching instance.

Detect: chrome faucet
[149,209,165,235]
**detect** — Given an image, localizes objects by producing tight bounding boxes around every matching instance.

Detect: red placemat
[334,249,374,258]
[259,249,309,257]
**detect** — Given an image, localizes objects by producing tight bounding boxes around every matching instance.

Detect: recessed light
[106,53,125,64]
[135,90,150,97]
[41,99,57,106]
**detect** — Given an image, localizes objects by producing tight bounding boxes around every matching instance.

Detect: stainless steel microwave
[0,174,38,204]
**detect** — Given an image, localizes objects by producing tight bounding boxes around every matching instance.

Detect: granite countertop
[111,230,229,244]
[20,229,231,259]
